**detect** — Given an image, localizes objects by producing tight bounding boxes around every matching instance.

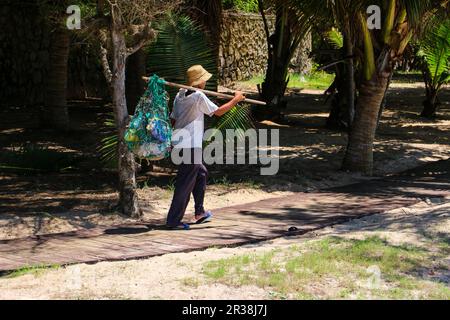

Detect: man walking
[166,65,245,230]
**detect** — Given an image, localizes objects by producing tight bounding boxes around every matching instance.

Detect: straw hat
[186,65,212,87]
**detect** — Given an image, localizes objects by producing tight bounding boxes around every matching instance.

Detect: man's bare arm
[214,91,246,117]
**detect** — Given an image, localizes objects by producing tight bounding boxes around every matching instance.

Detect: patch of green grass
[223,0,259,13]
[202,236,450,300]
[2,264,61,279]
[211,176,264,191]
[239,71,335,91]
[140,180,152,189]
[204,254,253,280]
[167,180,176,192]
[239,179,263,189]
[392,70,423,83]
[212,175,233,187]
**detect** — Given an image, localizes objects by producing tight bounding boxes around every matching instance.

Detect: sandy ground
[0,82,449,240]
[0,199,448,300]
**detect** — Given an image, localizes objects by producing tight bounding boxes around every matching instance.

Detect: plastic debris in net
[124,75,172,161]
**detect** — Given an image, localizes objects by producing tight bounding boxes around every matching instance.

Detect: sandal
[195,211,213,224]
[166,223,190,230]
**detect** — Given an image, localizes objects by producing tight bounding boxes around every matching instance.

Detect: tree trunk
[257,6,293,121]
[342,75,389,175]
[111,27,142,218]
[326,34,355,131]
[326,66,346,129]
[343,34,355,127]
[376,72,393,128]
[126,48,146,115]
[421,89,439,118]
[44,27,70,130]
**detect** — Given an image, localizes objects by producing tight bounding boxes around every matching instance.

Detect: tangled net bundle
[124,75,172,161]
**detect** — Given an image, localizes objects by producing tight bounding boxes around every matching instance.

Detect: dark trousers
[166,148,207,226]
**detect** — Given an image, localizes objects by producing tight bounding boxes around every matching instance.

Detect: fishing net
[124,75,172,161]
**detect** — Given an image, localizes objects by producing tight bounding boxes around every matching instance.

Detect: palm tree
[45,27,71,130]
[322,28,357,130]
[293,0,444,175]
[342,0,444,174]
[419,19,450,118]
[257,0,319,120]
[38,0,72,130]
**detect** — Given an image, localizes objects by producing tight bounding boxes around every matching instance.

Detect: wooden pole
[142,77,267,106]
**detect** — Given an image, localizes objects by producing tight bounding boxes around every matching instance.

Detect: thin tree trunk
[326,34,355,131]
[326,66,345,129]
[126,48,146,115]
[342,75,389,175]
[44,27,70,130]
[258,6,292,120]
[343,33,355,128]
[421,90,439,118]
[111,26,142,218]
[376,71,393,128]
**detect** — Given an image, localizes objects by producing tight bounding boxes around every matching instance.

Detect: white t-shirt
[170,89,219,149]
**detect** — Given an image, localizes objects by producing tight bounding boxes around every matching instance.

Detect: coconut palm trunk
[44,27,70,130]
[298,0,441,175]
[421,89,440,118]
[343,76,389,174]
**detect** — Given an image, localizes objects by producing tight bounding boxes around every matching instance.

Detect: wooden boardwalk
[0,160,449,272]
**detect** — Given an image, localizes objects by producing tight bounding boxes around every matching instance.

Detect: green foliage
[1,264,60,279]
[97,114,118,168]
[146,15,218,97]
[207,105,255,145]
[222,0,259,13]
[325,28,344,49]
[0,143,80,174]
[240,71,335,91]
[419,19,450,89]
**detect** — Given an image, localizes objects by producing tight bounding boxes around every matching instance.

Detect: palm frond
[325,28,344,49]
[207,105,255,144]
[146,14,218,97]
[399,0,434,27]
[421,19,450,88]
[147,14,254,142]
[97,113,118,166]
